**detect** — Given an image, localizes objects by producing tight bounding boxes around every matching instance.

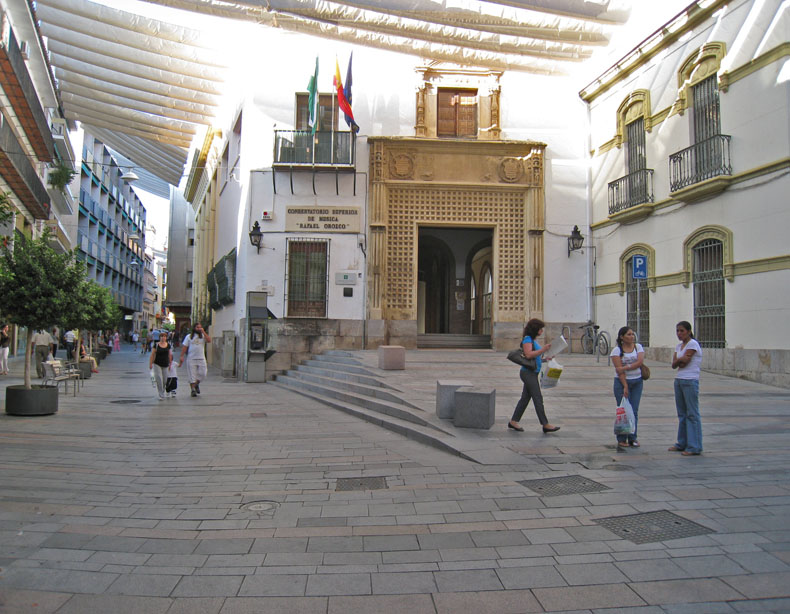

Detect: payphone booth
[245,291,269,382]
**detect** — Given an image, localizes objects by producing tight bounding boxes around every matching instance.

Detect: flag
[306,57,319,135]
[334,56,359,133]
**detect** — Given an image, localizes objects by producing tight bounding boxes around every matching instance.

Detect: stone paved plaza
[1,345,789,613]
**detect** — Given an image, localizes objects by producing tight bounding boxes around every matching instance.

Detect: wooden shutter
[437,90,457,137]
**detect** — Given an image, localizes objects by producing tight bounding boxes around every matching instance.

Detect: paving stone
[171,575,244,597]
[86,551,152,566]
[54,594,172,614]
[438,547,498,562]
[433,569,503,592]
[31,548,95,562]
[194,539,254,555]
[204,554,266,567]
[521,527,575,544]
[328,594,436,614]
[615,558,688,581]
[263,552,324,566]
[305,573,371,596]
[433,588,543,613]
[672,555,748,577]
[469,530,529,547]
[137,539,199,555]
[237,574,307,596]
[722,572,790,599]
[146,553,208,567]
[0,567,118,594]
[417,532,475,550]
[629,578,745,605]
[729,597,790,612]
[727,552,790,573]
[322,552,382,565]
[105,573,181,596]
[249,537,308,553]
[556,562,630,585]
[166,597,226,614]
[363,535,420,551]
[370,571,437,594]
[495,565,567,589]
[0,588,71,614]
[306,536,364,552]
[533,583,646,611]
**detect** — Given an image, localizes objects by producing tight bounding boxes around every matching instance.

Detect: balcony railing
[273,130,355,167]
[608,169,654,215]
[669,135,731,192]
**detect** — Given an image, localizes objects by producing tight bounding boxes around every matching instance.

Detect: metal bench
[42,361,77,396]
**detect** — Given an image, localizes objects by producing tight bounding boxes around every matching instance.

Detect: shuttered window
[437,89,478,138]
[295,94,338,131]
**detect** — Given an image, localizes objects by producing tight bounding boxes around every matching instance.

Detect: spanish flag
[334,55,359,133]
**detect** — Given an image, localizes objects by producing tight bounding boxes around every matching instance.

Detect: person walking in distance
[669,320,704,456]
[32,329,54,378]
[179,323,211,397]
[610,326,645,450]
[507,318,561,434]
[64,329,77,361]
[149,331,173,401]
[0,323,10,375]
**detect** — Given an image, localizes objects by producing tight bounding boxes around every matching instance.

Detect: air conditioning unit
[19,40,30,60]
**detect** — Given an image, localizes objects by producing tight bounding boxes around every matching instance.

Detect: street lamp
[248,221,263,253]
[567,225,584,257]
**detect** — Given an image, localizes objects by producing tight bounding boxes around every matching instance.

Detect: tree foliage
[0,191,14,227]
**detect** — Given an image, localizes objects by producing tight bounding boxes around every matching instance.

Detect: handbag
[640,365,651,380]
[507,348,537,370]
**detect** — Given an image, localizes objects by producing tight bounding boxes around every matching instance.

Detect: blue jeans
[614,377,643,443]
[674,379,702,453]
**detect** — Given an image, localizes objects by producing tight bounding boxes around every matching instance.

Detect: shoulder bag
[507,347,537,370]
[640,365,651,380]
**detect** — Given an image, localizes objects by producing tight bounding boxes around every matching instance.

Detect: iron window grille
[626,256,649,346]
[285,238,329,318]
[693,238,725,348]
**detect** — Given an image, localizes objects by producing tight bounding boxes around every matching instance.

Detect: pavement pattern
[0,345,789,613]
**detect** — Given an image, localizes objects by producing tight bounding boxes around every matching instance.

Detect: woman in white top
[669,320,703,456]
[610,326,645,449]
[179,323,211,397]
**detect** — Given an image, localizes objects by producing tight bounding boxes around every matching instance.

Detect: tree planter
[98,348,108,360]
[78,361,92,379]
[6,384,58,416]
[92,352,102,365]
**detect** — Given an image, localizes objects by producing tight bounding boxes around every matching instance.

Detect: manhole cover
[518,475,611,496]
[335,477,387,491]
[240,501,279,513]
[111,399,141,404]
[594,510,715,544]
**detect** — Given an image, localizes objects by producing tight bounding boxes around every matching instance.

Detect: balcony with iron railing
[669,135,732,199]
[608,169,654,216]
[273,130,355,168]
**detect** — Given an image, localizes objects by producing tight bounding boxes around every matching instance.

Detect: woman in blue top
[508,318,561,434]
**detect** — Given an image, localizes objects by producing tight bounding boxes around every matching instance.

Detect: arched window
[693,238,725,348]
[625,254,649,346]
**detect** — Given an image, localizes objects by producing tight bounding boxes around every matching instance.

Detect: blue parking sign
[632,255,647,279]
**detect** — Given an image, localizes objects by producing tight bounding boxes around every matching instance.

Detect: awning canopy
[34,0,633,186]
[35,0,230,185]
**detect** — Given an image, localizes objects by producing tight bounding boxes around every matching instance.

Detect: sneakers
[195,384,201,395]
[191,389,197,397]
[170,391,177,398]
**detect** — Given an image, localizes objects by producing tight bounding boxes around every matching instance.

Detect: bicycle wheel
[581,331,594,354]
[596,331,611,356]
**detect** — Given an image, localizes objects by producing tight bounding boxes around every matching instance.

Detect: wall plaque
[285,207,360,233]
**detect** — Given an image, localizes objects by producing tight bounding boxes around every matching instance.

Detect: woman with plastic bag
[508,318,561,434]
[610,326,645,450]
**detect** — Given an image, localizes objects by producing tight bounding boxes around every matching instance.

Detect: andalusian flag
[306,57,319,135]
[334,55,359,133]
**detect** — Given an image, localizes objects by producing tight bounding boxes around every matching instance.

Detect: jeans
[152,364,168,399]
[511,368,548,425]
[614,377,643,443]
[674,379,702,453]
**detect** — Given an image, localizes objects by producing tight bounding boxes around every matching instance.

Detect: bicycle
[579,321,611,356]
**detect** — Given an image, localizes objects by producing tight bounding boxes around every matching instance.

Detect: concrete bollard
[378,345,406,370]
[436,380,472,420]
[453,387,496,429]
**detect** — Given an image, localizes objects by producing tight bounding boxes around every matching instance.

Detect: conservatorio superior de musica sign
[285,207,360,233]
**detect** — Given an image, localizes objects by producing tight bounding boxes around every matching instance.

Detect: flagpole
[331,65,336,165]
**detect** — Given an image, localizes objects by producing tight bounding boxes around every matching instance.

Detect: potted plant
[62,281,120,379]
[0,228,86,415]
[47,161,77,194]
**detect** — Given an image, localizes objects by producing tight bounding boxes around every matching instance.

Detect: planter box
[78,361,92,379]
[98,348,108,359]
[6,385,58,416]
[92,352,102,365]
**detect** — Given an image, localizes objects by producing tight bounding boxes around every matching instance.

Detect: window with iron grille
[692,75,722,177]
[437,89,478,138]
[693,238,725,348]
[286,239,329,318]
[626,118,646,174]
[625,255,649,346]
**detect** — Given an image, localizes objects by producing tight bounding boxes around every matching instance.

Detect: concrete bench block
[436,380,472,419]
[453,387,496,430]
[378,345,405,370]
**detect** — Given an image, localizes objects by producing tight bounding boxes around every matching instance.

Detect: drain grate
[335,477,388,492]
[111,399,141,404]
[594,510,715,544]
[240,501,279,513]
[518,475,611,497]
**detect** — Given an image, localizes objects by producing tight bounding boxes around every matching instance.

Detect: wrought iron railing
[608,169,654,215]
[273,130,355,166]
[669,134,731,192]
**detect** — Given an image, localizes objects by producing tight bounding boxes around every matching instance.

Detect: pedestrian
[165,360,178,398]
[141,327,149,354]
[51,326,60,358]
[179,323,211,397]
[64,329,77,361]
[610,326,645,450]
[113,330,121,352]
[669,320,703,456]
[507,318,561,434]
[149,332,173,401]
[32,329,54,378]
[0,323,10,375]
[132,331,139,351]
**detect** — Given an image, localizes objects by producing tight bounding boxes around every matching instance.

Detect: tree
[0,229,86,388]
[0,191,13,227]
[62,280,121,358]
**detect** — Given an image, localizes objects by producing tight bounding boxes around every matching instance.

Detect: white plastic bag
[150,369,156,388]
[613,397,636,435]
[540,358,563,388]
